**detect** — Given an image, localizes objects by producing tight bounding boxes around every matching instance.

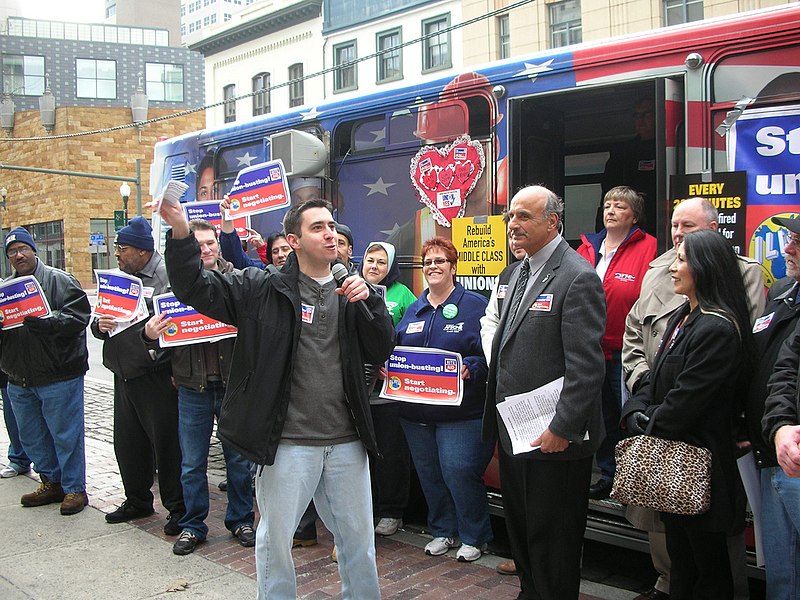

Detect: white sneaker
[424,536,459,556]
[456,543,486,562]
[375,517,403,536]
[1,464,27,478]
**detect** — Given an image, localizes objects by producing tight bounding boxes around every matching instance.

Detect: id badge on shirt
[301,303,314,324]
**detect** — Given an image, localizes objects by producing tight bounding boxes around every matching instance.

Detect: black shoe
[164,512,183,536]
[172,530,202,555]
[588,478,613,500]
[218,479,228,491]
[234,523,256,547]
[105,501,155,524]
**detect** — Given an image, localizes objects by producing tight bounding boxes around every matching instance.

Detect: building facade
[0,17,204,286]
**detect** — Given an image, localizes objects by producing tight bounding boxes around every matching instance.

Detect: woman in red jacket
[578,186,657,499]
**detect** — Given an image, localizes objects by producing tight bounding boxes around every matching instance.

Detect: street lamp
[119,182,131,224]
[0,94,14,136]
[130,72,148,143]
[38,74,56,134]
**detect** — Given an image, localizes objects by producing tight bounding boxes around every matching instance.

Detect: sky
[19,0,106,23]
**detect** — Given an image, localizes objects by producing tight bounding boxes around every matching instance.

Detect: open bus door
[506,80,678,253]
[492,78,683,550]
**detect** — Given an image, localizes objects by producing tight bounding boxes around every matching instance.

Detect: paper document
[497,377,563,455]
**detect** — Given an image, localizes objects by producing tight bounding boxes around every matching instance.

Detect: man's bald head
[671,197,718,247]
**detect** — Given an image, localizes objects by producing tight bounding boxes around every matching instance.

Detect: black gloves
[23,316,57,335]
[626,411,650,435]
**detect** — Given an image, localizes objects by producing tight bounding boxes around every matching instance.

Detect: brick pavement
[0,379,622,600]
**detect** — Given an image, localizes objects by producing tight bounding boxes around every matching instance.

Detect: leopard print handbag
[610,435,712,515]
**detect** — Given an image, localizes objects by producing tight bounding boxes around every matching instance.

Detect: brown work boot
[60,491,89,515]
[21,477,65,507]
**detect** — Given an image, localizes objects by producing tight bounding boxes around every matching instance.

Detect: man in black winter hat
[90,216,185,534]
[2,226,91,515]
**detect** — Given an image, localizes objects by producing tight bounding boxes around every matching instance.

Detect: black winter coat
[165,233,396,465]
[623,304,745,532]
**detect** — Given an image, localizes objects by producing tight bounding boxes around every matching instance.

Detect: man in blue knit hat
[1,226,91,515]
[91,216,185,534]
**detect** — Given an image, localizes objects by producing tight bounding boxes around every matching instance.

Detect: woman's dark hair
[682,229,754,360]
[265,231,288,265]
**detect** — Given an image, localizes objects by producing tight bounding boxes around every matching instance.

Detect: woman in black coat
[621,229,753,600]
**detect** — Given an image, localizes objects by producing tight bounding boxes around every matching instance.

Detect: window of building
[89,218,115,277]
[377,28,402,83]
[106,3,117,18]
[549,0,582,48]
[76,58,116,99]
[1,54,45,95]
[422,15,451,73]
[224,13,232,21]
[224,84,236,123]
[289,63,304,107]
[145,62,184,102]
[498,15,510,59]
[31,221,65,272]
[333,41,357,93]
[664,0,703,25]
[211,13,217,24]
[252,72,270,116]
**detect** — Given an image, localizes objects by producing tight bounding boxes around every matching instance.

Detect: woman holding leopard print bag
[620,229,753,600]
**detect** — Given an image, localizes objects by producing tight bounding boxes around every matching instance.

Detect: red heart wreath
[409,134,485,227]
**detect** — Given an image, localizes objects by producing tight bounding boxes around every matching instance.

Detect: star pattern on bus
[236,152,257,167]
[381,223,402,237]
[371,128,386,142]
[300,107,321,121]
[184,161,196,174]
[364,177,395,196]
[514,58,555,81]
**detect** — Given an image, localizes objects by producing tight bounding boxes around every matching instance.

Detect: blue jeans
[3,386,31,470]
[400,417,494,547]
[254,441,379,600]
[8,377,85,493]
[595,352,623,482]
[177,384,253,539]
[760,466,800,599]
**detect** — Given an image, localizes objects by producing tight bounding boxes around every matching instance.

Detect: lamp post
[0,94,14,136]
[119,182,131,224]
[130,72,149,143]
[38,74,56,135]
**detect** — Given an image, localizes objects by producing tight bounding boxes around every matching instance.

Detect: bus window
[352,117,387,153]
[414,99,468,143]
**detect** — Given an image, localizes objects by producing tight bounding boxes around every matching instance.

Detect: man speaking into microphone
[159,196,395,600]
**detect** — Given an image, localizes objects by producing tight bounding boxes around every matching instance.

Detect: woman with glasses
[394,237,494,562]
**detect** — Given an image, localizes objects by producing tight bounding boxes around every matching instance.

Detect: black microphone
[331,262,374,322]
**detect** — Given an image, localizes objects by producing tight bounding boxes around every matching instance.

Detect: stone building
[0,16,204,286]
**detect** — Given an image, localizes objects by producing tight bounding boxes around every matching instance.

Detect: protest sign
[380,346,463,406]
[0,275,52,330]
[93,270,145,322]
[183,201,250,239]
[153,293,237,347]
[225,158,291,220]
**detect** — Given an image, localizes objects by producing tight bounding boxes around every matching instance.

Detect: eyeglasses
[6,246,31,258]
[422,257,450,267]
[786,233,800,249]
[113,243,131,252]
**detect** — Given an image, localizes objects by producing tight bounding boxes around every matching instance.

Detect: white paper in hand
[162,180,189,206]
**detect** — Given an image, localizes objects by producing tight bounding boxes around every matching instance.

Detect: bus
[151,4,800,572]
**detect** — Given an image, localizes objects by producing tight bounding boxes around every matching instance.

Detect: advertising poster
[183,201,251,239]
[380,346,463,406]
[153,293,237,347]
[0,275,52,330]
[93,270,144,322]
[670,172,748,254]
[728,104,800,285]
[225,158,291,220]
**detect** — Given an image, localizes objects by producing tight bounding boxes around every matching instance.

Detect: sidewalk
[0,378,636,599]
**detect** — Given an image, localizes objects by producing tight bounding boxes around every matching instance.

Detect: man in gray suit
[483,185,607,600]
